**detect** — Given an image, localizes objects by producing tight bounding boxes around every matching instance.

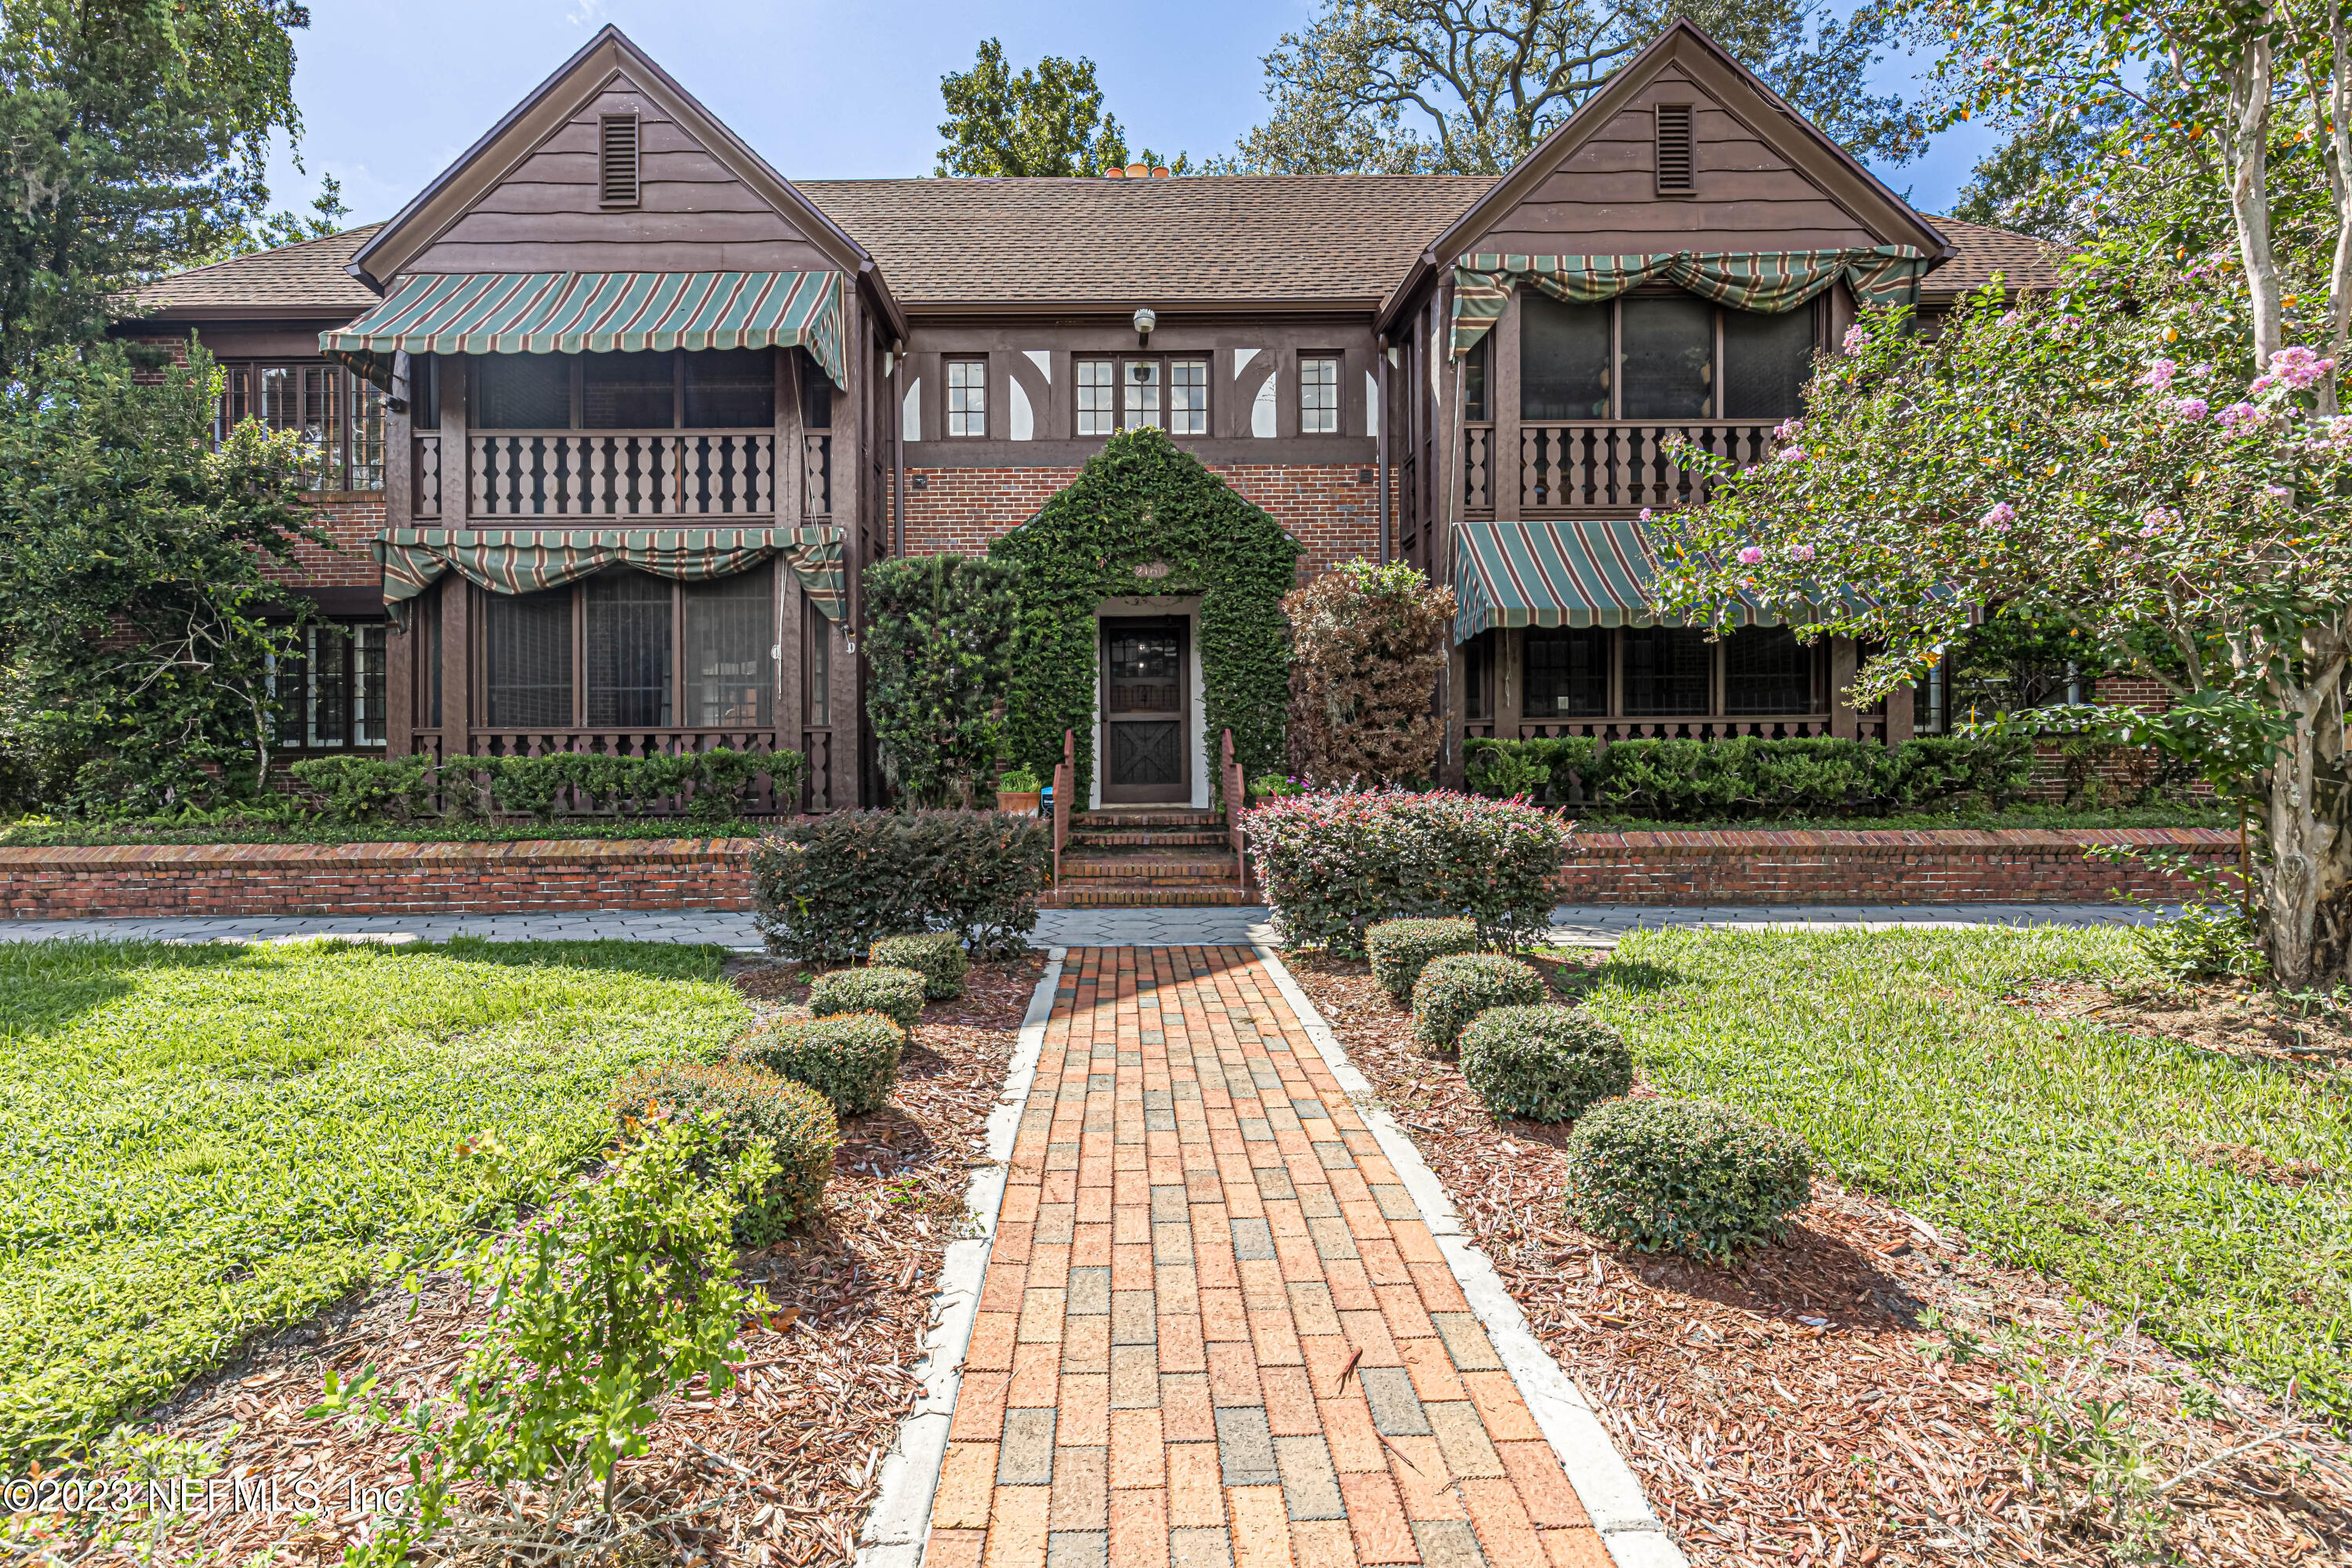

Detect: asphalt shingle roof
[1920,216,2067,297]
[130,224,385,318]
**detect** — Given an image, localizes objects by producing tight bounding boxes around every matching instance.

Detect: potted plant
[996,766,1043,815]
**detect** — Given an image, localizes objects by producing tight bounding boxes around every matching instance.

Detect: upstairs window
[946,358,987,437]
[1519,295,1822,423]
[1301,355,1341,433]
[474,350,775,430]
[1076,356,1210,437]
[220,363,386,492]
[1520,296,1610,420]
[600,114,641,208]
[1619,296,1713,419]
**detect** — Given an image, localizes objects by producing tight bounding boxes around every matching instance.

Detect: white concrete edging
[857,948,1066,1568]
[1252,944,1688,1568]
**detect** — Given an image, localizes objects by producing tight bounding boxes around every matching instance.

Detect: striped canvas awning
[324,270,848,390]
[1452,519,1788,641]
[375,525,844,626]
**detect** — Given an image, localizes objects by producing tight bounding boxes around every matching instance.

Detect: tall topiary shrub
[862,554,1022,808]
[992,428,1301,801]
[1283,560,1455,786]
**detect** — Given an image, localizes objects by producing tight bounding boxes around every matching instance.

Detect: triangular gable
[350,27,903,336]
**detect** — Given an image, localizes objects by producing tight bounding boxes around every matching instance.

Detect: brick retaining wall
[0,828,2238,920]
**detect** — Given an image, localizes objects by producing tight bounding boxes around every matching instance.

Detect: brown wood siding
[404,76,837,275]
[1468,67,1882,256]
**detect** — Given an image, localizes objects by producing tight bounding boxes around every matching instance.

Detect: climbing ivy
[862,553,1022,808]
[991,429,1301,802]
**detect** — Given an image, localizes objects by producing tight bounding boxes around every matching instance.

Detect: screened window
[220,363,386,491]
[684,572,774,726]
[1621,626,1711,715]
[474,355,572,430]
[584,350,671,429]
[476,350,778,430]
[685,347,775,427]
[273,623,387,748]
[1301,356,1341,433]
[1168,359,1209,435]
[1076,360,1117,437]
[800,355,834,428]
[1722,626,1812,714]
[1522,296,1611,420]
[1515,296,1820,422]
[485,590,575,728]
[1721,308,1817,419]
[586,569,674,726]
[1123,360,1162,428]
[1463,630,1496,721]
[1620,296,1714,419]
[946,358,987,438]
[1524,627,1610,717]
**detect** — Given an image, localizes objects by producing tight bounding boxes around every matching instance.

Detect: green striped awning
[375,525,844,626]
[1453,519,1788,641]
[325,270,848,391]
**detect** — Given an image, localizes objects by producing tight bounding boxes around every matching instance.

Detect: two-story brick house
[127,20,2056,810]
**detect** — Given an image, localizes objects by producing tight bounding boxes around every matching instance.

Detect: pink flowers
[2217,401,2259,433]
[1737,546,1765,565]
[1639,507,1654,522]
[2139,358,2178,393]
[1997,310,2020,327]
[1980,502,2016,532]
[1842,324,1870,354]
[2268,346,2336,390]
[1775,445,1807,463]
[2138,506,2177,538]
[1773,418,1806,441]
[2169,397,2209,422]
[2263,484,2294,503]
[1788,543,1816,562]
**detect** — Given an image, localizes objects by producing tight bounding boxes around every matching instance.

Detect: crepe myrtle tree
[1648,281,2352,985]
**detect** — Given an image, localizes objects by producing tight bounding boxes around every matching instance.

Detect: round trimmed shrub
[1410,953,1544,1054]
[1563,1098,1814,1261]
[1458,1006,1632,1123]
[1366,917,1479,1001]
[613,1062,838,1244]
[738,1011,904,1116]
[808,964,926,1033]
[869,931,969,1000]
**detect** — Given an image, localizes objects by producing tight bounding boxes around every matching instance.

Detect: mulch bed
[103,954,1042,1568]
[1286,951,2352,1568]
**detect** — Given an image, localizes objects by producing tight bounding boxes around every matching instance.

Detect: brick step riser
[1070,813,1221,829]
[1066,832,1232,848]
[1041,887,1254,907]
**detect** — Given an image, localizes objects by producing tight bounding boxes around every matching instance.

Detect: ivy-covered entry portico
[993,430,1301,808]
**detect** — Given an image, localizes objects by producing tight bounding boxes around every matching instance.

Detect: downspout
[1377,333,1392,564]
[890,340,906,557]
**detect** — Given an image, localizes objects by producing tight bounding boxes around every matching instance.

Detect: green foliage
[310,1119,761,1559]
[935,38,1186,176]
[992,428,1301,800]
[735,1012,904,1117]
[613,1062,837,1243]
[1458,1005,1632,1123]
[1563,1096,1815,1261]
[0,937,746,1467]
[1243,789,1573,953]
[0,814,791,848]
[1409,952,1545,1054]
[0,342,326,814]
[1461,734,2033,816]
[466,747,794,826]
[1284,560,1454,786]
[863,554,1023,808]
[752,810,1052,964]
[289,754,436,823]
[1364,917,1479,1000]
[997,766,1042,793]
[807,967,927,1035]
[870,931,970,1000]
[2135,904,2270,982]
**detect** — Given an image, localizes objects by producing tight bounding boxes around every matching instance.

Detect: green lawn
[1586,927,2352,1417]
[0,938,748,1465]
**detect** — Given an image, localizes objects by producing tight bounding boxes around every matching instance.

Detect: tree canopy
[936,39,1187,177]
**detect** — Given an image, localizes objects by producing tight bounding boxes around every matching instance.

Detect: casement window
[274,622,389,749]
[1621,626,1713,716]
[220,363,386,491]
[481,568,775,730]
[1519,294,1823,422]
[1722,625,1814,715]
[1076,355,1210,437]
[946,358,987,438]
[1301,355,1341,434]
[1524,627,1610,717]
[472,348,775,430]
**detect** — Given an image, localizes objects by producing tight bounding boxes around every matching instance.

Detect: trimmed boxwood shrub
[807,966,925,1034]
[870,931,969,1000]
[1458,1006,1632,1123]
[1365,917,1479,1000]
[1410,953,1545,1054]
[1461,733,2034,817]
[1563,1098,1815,1261]
[1242,790,1573,954]
[612,1062,838,1243]
[752,809,1051,964]
[737,1011,904,1116]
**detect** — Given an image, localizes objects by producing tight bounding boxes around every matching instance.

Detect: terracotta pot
[996,789,1042,815]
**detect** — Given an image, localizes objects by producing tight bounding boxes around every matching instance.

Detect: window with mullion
[1076,354,1210,437]
[1518,296,1820,423]
[272,622,388,748]
[946,358,988,438]
[480,568,779,732]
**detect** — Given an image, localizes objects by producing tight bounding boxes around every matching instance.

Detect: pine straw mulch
[110,953,1044,1568]
[1284,951,2352,1568]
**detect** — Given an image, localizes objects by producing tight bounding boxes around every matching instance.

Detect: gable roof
[797,176,1488,312]
[129,225,384,321]
[1917,216,2066,299]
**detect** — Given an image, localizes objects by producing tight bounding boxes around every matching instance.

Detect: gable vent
[1655,103,1695,194]
[599,114,641,208]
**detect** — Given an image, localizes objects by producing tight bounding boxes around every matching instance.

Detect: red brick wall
[274,495,387,590]
[891,463,1389,578]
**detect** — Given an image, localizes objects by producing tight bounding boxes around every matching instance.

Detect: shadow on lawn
[413,935,734,983]
[0,936,258,1037]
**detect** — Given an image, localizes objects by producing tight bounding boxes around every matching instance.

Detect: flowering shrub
[1364,916,1479,999]
[1240,789,1573,953]
[1409,953,1545,1054]
[1458,1005,1632,1123]
[1563,1098,1813,1261]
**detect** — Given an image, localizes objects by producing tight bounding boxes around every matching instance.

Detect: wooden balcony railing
[801,432,832,519]
[469,430,775,519]
[413,434,442,520]
[1461,420,1778,514]
[1465,714,1883,744]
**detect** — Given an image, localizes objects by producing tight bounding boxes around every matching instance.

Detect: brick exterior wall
[891,463,1388,577]
[0,828,2235,919]
[277,494,388,590]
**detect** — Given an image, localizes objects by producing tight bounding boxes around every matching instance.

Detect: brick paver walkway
[924,946,1608,1568]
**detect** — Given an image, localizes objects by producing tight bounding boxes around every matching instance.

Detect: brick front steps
[0,826,2235,921]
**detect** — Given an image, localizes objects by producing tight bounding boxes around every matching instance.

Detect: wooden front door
[1101,616,1189,804]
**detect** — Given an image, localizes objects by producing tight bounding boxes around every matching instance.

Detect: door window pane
[586,569,673,726]
[475,355,572,429]
[1524,627,1609,717]
[1520,295,1610,420]
[486,590,575,727]
[1722,307,1816,419]
[1722,625,1810,714]
[584,351,673,428]
[1622,626,1711,714]
[684,570,772,725]
[685,347,775,427]
[1301,356,1339,433]
[1123,360,1162,429]
[946,359,987,437]
[1169,359,1208,434]
[1620,296,1715,419]
[1077,361,1116,436]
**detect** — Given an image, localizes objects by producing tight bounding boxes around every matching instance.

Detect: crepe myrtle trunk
[2263,655,2352,985]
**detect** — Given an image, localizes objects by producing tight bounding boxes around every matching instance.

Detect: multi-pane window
[472,349,776,430]
[1463,631,1495,721]
[946,359,988,438]
[1301,355,1341,433]
[1621,627,1712,716]
[586,569,674,726]
[274,623,388,748]
[1524,627,1610,717]
[1516,295,1824,422]
[1123,360,1161,428]
[1076,360,1117,437]
[1076,358,1210,437]
[220,364,387,491]
[482,568,779,730]
[1168,359,1208,434]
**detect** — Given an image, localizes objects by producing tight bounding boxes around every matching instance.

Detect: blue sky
[268,0,1999,227]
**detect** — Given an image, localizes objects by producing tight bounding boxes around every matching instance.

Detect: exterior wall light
[1133,307,1156,344]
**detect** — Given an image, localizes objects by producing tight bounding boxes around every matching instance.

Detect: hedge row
[752,810,1051,964]
[1462,734,2033,818]
[290,749,798,826]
